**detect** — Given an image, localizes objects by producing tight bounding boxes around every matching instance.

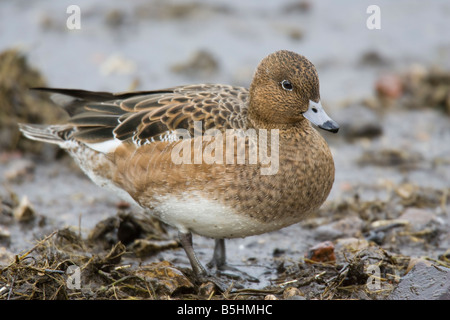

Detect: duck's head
[249,50,339,133]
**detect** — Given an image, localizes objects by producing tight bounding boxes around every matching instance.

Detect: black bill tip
[319,120,340,133]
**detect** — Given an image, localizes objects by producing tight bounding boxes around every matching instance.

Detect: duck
[19,50,339,284]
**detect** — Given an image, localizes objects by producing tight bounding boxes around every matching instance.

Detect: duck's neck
[247,109,310,132]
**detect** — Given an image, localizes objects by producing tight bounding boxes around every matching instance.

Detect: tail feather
[18,123,71,146]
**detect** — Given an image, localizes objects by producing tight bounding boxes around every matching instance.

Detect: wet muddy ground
[1,1,450,300]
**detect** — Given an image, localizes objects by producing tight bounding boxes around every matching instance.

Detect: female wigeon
[19,50,339,283]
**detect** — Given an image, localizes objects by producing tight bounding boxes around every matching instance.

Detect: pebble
[305,241,336,263]
[13,196,36,222]
[375,74,403,100]
[283,287,305,300]
[116,201,131,210]
[0,226,11,241]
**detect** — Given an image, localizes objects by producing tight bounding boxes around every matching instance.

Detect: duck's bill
[303,100,339,133]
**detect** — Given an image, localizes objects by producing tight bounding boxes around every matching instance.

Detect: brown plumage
[19,50,339,283]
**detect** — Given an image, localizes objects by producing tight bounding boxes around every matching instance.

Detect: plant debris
[0,49,66,154]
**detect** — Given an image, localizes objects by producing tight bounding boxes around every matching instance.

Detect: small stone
[13,196,36,222]
[0,226,11,240]
[375,74,403,100]
[395,183,418,199]
[305,241,336,263]
[116,201,131,210]
[283,287,304,299]
[264,294,278,300]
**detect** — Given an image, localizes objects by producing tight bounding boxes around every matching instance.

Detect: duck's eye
[281,80,293,91]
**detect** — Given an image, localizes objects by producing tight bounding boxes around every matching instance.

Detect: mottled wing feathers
[114,85,250,144]
[31,87,173,116]
[33,85,249,147]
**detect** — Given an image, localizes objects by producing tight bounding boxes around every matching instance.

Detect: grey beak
[303,100,339,133]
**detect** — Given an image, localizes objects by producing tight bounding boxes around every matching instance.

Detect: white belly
[152,192,285,239]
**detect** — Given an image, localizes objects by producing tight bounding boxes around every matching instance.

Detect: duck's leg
[178,231,229,292]
[208,238,226,268]
[178,233,258,284]
[178,231,207,277]
[208,239,259,283]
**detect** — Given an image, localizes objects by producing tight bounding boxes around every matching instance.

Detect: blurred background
[1,0,450,97]
[0,0,449,299]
